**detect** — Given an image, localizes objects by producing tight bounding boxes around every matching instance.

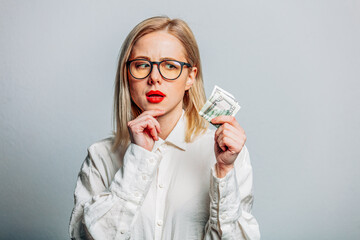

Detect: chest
[140,144,214,227]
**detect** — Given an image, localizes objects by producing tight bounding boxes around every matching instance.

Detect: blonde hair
[112,16,208,152]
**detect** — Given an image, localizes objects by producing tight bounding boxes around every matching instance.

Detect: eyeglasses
[127,59,192,80]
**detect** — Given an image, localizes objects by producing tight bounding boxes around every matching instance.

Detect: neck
[156,107,183,140]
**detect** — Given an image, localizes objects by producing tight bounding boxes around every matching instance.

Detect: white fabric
[69,113,260,239]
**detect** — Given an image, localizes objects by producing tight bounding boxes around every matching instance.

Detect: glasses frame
[126,59,192,80]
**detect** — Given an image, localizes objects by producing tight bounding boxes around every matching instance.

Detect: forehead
[130,31,186,60]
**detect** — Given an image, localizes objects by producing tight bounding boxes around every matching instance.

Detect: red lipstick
[146,90,166,103]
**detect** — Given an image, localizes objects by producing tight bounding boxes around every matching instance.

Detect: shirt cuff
[109,143,161,205]
[209,164,242,231]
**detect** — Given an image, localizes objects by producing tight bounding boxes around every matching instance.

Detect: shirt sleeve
[204,145,261,240]
[69,143,161,240]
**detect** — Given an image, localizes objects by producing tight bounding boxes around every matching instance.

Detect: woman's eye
[164,62,179,70]
[135,62,150,69]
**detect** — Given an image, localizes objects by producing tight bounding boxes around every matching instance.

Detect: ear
[185,66,197,91]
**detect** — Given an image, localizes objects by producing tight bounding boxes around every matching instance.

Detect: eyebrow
[131,56,184,61]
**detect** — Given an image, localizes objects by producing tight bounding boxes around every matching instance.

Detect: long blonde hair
[112,16,208,152]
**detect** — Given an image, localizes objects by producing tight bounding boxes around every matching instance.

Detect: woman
[69,16,260,240]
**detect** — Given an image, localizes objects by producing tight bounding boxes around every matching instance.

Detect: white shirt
[69,113,260,240]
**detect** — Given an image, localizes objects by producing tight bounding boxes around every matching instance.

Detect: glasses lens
[129,60,151,79]
[159,60,182,80]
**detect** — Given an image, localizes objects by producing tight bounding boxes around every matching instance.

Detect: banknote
[199,85,241,128]
[210,85,235,99]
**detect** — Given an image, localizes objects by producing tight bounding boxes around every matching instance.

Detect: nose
[148,63,163,85]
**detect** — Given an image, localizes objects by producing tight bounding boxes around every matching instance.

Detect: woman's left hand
[212,116,247,178]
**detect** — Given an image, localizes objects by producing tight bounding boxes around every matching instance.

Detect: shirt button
[220,198,225,204]
[148,158,155,164]
[158,183,164,188]
[220,182,225,188]
[120,229,126,234]
[142,175,148,181]
[221,214,227,220]
[157,220,163,226]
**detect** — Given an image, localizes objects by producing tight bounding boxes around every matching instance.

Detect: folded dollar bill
[199,85,241,128]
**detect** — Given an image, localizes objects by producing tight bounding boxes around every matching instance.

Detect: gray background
[1,0,359,239]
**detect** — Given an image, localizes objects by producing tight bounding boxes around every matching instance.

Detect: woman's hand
[127,109,165,151]
[212,116,247,178]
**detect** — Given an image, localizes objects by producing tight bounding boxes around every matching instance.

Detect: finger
[217,131,241,145]
[211,115,241,128]
[217,136,227,152]
[154,119,161,134]
[217,129,245,152]
[136,119,158,141]
[147,116,161,134]
[130,114,161,134]
[216,123,246,153]
[139,118,160,141]
[147,120,159,141]
[139,109,166,118]
[215,122,242,143]
[218,136,241,153]
[136,112,162,134]
[214,124,224,142]
[143,115,161,134]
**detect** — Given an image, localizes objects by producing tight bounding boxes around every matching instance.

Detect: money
[199,85,241,128]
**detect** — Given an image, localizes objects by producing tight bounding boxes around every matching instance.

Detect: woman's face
[128,31,197,117]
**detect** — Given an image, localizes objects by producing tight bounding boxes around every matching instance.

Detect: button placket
[134,191,140,198]
[154,143,167,240]
[158,143,167,153]
[157,220,163,226]
[118,222,128,238]
[148,158,155,164]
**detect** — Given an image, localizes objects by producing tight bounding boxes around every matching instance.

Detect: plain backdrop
[1,0,359,239]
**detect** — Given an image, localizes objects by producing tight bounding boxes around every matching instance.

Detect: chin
[143,105,166,112]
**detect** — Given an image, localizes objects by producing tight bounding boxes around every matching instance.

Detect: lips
[146,90,166,103]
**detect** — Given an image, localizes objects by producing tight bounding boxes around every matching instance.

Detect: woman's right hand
[127,109,165,151]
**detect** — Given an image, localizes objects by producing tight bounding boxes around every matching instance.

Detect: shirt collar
[152,110,187,152]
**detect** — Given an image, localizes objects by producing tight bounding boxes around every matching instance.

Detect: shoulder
[86,136,126,168]
[87,137,115,158]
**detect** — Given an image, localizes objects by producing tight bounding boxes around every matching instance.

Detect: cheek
[170,82,187,100]
[128,81,143,103]
[128,83,136,97]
